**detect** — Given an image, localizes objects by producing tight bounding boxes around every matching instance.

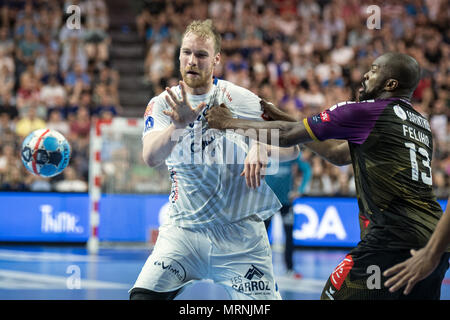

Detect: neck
[376,91,411,101]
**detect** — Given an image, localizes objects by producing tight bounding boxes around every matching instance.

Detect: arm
[219,115,311,147]
[241,141,300,189]
[207,103,348,163]
[268,144,300,162]
[142,124,179,167]
[143,81,205,167]
[384,197,450,294]
[261,100,351,166]
[304,140,351,166]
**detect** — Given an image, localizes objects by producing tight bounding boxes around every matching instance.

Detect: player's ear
[214,52,220,66]
[384,79,398,91]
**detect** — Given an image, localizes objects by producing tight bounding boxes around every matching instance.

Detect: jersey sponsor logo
[144,116,154,132]
[393,104,407,121]
[324,286,336,300]
[405,109,431,132]
[311,115,323,124]
[153,257,186,282]
[244,264,264,280]
[144,101,155,118]
[330,254,354,290]
[320,111,330,122]
[231,265,272,296]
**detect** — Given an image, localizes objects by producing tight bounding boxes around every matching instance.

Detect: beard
[358,81,382,101]
[181,66,213,89]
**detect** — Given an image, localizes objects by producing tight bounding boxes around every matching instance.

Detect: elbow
[290,145,301,160]
[278,131,297,148]
[278,135,292,148]
[328,154,352,166]
[142,150,161,168]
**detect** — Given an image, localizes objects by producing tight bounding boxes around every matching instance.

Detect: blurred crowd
[0,0,120,192]
[137,0,449,198]
[0,0,448,198]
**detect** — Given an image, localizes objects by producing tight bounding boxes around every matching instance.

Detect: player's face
[359,58,388,101]
[179,33,219,90]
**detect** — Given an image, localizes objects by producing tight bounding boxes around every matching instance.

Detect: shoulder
[218,79,257,96]
[327,99,391,116]
[217,79,259,105]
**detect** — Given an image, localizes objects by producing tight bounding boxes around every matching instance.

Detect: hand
[261,99,297,122]
[261,99,277,121]
[241,143,269,189]
[205,103,234,130]
[164,81,205,129]
[383,248,441,295]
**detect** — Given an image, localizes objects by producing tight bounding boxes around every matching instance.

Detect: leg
[280,205,294,271]
[210,216,282,300]
[320,250,425,300]
[129,287,182,300]
[130,224,206,299]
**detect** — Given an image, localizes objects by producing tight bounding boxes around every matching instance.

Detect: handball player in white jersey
[129,20,299,300]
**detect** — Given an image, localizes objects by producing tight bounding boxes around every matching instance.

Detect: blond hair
[182,19,222,54]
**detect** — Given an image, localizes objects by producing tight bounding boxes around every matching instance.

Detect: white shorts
[131,215,281,300]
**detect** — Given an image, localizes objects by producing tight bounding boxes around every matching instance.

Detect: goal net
[87,118,170,253]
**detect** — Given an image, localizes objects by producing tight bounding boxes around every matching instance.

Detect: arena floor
[0,245,448,300]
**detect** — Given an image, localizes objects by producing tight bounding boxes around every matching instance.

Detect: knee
[129,287,180,300]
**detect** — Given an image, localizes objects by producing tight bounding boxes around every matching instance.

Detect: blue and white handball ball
[21,129,71,178]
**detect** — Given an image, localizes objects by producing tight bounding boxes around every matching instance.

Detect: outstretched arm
[213,100,352,166]
[383,197,450,295]
[261,100,351,165]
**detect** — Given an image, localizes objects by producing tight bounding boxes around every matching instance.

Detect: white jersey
[142,78,281,228]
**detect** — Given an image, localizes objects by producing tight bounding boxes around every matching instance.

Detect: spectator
[0,28,14,55]
[28,175,52,192]
[40,75,66,109]
[47,108,70,136]
[16,29,40,72]
[299,81,326,110]
[84,5,110,64]
[69,105,90,139]
[53,166,88,192]
[15,105,46,138]
[16,70,41,117]
[0,47,14,75]
[0,64,14,98]
[59,30,88,73]
[0,91,18,120]
[41,63,64,85]
[1,166,28,191]
[0,144,18,176]
[64,62,91,93]
[93,94,120,119]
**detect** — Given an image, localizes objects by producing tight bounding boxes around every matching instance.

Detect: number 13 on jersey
[404,142,432,185]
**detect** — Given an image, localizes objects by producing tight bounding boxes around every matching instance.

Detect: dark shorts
[320,250,450,300]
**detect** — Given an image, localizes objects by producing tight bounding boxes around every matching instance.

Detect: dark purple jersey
[305,98,446,253]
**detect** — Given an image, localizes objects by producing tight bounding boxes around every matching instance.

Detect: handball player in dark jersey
[206,52,450,300]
